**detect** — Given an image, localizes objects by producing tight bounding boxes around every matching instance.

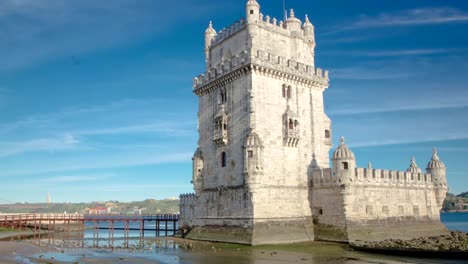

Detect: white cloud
[0,134,82,158]
[350,136,468,148]
[40,173,114,183]
[332,67,411,80]
[0,0,217,72]
[0,151,192,177]
[351,7,468,29]
[329,100,468,116]
[325,48,461,57]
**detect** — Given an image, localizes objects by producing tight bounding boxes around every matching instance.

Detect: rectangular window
[325,130,331,139]
[248,150,253,158]
[342,162,349,170]
[413,206,419,216]
[382,206,389,215]
[366,206,373,215]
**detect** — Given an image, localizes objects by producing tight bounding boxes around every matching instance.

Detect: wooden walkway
[0,213,179,239]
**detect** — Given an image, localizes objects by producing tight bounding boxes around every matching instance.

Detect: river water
[15,212,468,263]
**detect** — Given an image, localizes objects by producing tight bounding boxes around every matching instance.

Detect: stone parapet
[210,19,246,47]
[179,193,196,228]
[193,50,328,92]
[312,167,446,188]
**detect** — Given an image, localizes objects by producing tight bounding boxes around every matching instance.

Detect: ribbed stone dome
[407,156,422,173]
[332,137,355,159]
[427,148,445,169]
[244,132,263,147]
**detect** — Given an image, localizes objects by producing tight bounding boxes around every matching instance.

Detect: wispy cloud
[325,48,461,57]
[329,101,468,116]
[350,136,468,148]
[332,67,411,80]
[323,7,468,35]
[351,7,468,29]
[0,0,216,71]
[40,173,114,183]
[0,151,193,177]
[0,134,82,158]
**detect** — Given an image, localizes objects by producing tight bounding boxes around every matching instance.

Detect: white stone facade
[180,0,448,245]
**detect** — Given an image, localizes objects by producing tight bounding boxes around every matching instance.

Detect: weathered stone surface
[180,0,449,245]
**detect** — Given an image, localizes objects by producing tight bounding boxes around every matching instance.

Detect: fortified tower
[180,0,449,245]
[184,0,330,244]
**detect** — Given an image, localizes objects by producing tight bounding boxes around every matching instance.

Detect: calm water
[16,213,468,264]
[441,212,468,232]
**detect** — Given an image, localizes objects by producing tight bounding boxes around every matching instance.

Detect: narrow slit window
[221,152,227,168]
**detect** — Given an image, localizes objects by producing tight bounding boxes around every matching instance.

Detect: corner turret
[426,148,447,207]
[246,0,260,24]
[426,148,446,184]
[332,137,356,181]
[407,156,422,174]
[285,9,302,32]
[192,148,204,194]
[204,21,217,68]
[303,15,315,45]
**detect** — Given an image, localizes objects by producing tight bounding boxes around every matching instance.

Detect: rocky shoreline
[350,231,468,259]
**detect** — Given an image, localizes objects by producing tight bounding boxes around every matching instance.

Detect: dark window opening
[223,122,227,130]
[342,162,349,170]
[220,90,227,103]
[221,152,227,167]
[319,209,323,215]
[287,85,291,98]
[294,120,299,128]
[248,150,253,158]
[282,85,286,98]
[250,10,254,15]
[325,130,331,139]
[288,119,294,129]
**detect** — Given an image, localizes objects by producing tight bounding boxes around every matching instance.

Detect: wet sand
[0,236,465,264]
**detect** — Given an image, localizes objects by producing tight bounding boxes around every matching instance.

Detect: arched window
[294,120,299,128]
[282,85,286,98]
[221,152,227,167]
[287,86,292,98]
[288,119,294,129]
[325,130,331,139]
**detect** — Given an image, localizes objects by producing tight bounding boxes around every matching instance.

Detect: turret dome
[303,15,313,28]
[285,9,302,32]
[407,156,422,173]
[332,137,355,159]
[205,21,217,35]
[427,148,445,169]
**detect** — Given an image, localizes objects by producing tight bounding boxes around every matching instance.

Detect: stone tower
[185,0,331,245]
[181,0,450,245]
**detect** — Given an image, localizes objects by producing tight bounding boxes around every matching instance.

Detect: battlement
[312,167,444,188]
[211,19,246,47]
[193,51,250,90]
[193,50,328,91]
[179,193,196,205]
[252,50,328,82]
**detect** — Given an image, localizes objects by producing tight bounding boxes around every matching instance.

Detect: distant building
[179,0,448,245]
[86,206,110,214]
[46,193,51,204]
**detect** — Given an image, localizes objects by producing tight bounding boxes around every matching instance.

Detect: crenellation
[211,19,246,47]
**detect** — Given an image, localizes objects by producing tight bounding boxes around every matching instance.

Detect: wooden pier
[0,214,179,240]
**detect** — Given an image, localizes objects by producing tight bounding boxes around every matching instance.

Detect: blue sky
[0,0,467,203]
